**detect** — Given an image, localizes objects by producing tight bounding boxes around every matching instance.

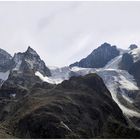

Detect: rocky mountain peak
[100,42,111,48]
[26,46,38,56]
[129,44,138,50]
[97,42,117,51]
[70,43,120,68]
[12,46,51,76]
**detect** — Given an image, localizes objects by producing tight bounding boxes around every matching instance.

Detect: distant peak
[100,42,117,49]
[129,44,138,50]
[100,42,112,48]
[27,46,35,51]
[101,42,111,46]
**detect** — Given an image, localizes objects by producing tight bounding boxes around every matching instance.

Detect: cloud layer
[0,1,140,66]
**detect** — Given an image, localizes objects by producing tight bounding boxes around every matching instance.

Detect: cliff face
[0,48,12,72]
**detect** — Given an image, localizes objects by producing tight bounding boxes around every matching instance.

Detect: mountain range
[0,43,140,138]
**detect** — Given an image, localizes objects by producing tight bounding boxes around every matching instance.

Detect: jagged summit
[27,46,32,50]
[26,46,38,56]
[102,42,110,45]
[99,42,111,47]
[101,42,110,48]
[12,46,51,76]
[100,42,117,48]
[70,42,120,68]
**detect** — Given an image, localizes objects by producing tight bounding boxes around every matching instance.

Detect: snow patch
[11,94,16,98]
[35,71,66,84]
[0,70,10,81]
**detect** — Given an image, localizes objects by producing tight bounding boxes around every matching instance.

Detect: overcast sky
[0,1,140,67]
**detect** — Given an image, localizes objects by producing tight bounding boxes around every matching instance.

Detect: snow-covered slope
[97,69,140,117]
[104,48,128,69]
[104,55,122,69]
[35,71,67,84]
[35,66,72,84]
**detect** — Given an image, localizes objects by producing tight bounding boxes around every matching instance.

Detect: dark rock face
[70,43,120,68]
[121,58,140,86]
[0,48,13,72]
[129,61,140,86]
[5,74,139,139]
[119,53,134,71]
[12,46,51,76]
[119,45,140,86]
